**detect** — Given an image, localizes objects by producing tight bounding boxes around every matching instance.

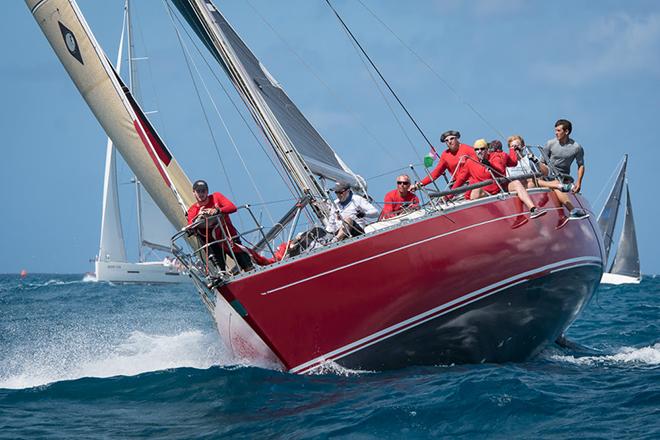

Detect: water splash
[551,343,660,366]
[0,330,229,390]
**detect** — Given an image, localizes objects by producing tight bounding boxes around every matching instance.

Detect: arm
[419,158,447,187]
[540,141,551,165]
[574,165,585,193]
[506,147,519,167]
[451,161,470,189]
[213,192,237,214]
[380,192,395,219]
[573,146,585,192]
[359,196,380,219]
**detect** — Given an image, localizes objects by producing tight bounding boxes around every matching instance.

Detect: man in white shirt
[330,181,379,241]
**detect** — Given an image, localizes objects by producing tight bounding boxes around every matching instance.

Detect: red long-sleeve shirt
[452,148,517,195]
[490,148,519,168]
[381,189,420,219]
[420,143,477,187]
[187,192,239,242]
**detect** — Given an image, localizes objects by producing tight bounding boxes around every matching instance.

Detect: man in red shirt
[414,130,477,190]
[381,174,420,219]
[452,139,546,219]
[187,180,253,272]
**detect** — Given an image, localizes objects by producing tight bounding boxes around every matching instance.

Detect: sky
[2,0,659,275]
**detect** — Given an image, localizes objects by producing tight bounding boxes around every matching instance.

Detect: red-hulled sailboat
[28,0,604,373]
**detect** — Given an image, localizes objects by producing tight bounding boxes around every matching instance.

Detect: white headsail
[27,0,194,231]
[597,154,627,261]
[609,184,641,279]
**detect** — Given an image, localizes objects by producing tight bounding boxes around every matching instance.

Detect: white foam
[307,360,373,376]
[0,330,230,390]
[552,343,660,366]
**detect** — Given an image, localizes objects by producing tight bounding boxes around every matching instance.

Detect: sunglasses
[397,181,410,185]
[335,190,347,195]
[510,143,522,148]
[474,148,487,152]
[444,136,457,142]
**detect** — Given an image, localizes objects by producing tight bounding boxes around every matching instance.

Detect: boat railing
[171,201,326,285]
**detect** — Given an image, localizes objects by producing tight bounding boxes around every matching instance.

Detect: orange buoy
[20,269,28,278]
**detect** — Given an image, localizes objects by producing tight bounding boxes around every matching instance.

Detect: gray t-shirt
[541,137,584,176]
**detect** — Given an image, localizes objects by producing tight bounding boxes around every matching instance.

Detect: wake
[0,330,229,390]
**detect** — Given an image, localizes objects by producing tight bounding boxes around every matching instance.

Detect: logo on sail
[58,22,84,65]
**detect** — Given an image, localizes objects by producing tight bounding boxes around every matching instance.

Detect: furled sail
[171,0,361,197]
[597,154,627,260]
[609,184,640,279]
[27,0,194,232]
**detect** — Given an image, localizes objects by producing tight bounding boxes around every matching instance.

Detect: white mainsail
[27,0,194,232]
[171,0,362,205]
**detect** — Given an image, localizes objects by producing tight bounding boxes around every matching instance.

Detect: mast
[126,0,144,262]
[135,179,145,262]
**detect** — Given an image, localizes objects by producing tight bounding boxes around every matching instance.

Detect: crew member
[186,180,253,272]
[381,174,420,219]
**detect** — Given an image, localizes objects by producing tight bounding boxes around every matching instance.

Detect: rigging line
[166,3,279,227]
[244,0,399,165]
[163,1,236,201]
[339,20,423,164]
[167,2,300,204]
[592,155,624,212]
[325,0,436,156]
[365,165,419,181]
[131,2,170,142]
[356,0,505,140]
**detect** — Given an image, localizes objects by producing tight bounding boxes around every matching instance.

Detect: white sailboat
[597,155,641,285]
[91,0,190,284]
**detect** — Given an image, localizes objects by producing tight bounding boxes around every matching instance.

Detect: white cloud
[536,12,660,86]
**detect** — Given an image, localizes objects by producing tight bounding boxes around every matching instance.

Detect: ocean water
[0,274,658,439]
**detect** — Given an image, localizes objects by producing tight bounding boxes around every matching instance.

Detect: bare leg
[508,180,535,210]
[470,188,487,199]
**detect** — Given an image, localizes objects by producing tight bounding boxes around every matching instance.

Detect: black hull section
[337,265,602,371]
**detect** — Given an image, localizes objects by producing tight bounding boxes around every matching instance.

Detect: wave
[0,330,229,390]
[551,343,660,367]
[0,278,85,292]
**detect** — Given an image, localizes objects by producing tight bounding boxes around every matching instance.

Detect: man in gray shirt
[540,119,588,219]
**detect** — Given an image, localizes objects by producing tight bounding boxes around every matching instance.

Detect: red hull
[218,191,604,372]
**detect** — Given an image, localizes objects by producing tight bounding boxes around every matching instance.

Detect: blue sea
[1,274,658,439]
